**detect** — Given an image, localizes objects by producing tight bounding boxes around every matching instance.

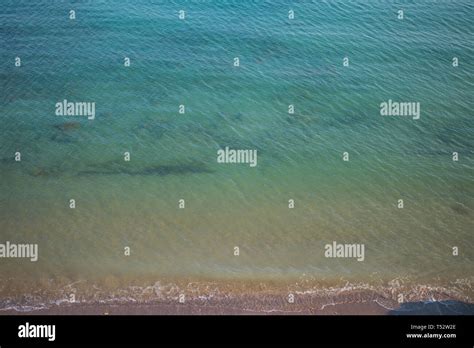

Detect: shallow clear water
[0,0,473,309]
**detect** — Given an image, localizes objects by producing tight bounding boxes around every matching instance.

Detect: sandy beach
[2,281,473,315]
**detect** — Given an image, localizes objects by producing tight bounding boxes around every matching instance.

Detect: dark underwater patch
[450,202,470,216]
[78,162,214,177]
[53,122,81,132]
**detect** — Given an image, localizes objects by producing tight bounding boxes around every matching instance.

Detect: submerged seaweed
[53,122,81,132]
[78,162,214,177]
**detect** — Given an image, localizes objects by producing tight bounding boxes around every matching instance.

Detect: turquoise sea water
[0,1,473,310]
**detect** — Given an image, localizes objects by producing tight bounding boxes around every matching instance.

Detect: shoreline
[1,275,472,315]
[0,302,389,315]
[2,284,473,315]
[0,299,391,315]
